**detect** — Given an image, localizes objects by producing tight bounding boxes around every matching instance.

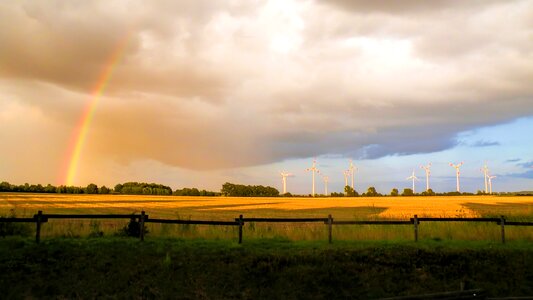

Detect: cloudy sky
[1,0,532,194]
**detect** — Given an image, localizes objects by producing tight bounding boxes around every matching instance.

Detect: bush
[0,209,33,237]
[120,217,148,237]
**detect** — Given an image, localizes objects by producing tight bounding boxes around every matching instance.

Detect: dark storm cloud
[1,0,533,175]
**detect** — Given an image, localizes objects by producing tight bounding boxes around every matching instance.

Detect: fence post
[238,214,243,244]
[328,214,333,244]
[500,215,505,244]
[35,210,42,244]
[413,215,418,242]
[140,211,145,242]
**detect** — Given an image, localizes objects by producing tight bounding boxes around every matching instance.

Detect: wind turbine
[322,175,329,196]
[449,162,464,192]
[280,171,292,194]
[343,170,350,188]
[420,163,431,192]
[481,163,489,193]
[488,175,496,194]
[348,160,358,190]
[406,170,419,193]
[306,159,320,196]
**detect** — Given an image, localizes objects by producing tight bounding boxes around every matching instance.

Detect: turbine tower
[449,162,464,192]
[306,159,320,196]
[406,170,419,193]
[420,163,431,191]
[481,163,489,193]
[343,170,350,188]
[280,171,292,194]
[348,160,357,190]
[488,175,496,194]
[323,175,329,196]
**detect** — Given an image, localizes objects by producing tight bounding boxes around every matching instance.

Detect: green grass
[1,237,532,299]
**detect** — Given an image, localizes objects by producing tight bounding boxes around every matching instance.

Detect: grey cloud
[0,0,237,99]
[1,0,533,172]
[508,170,533,179]
[506,158,521,163]
[321,0,504,14]
[518,161,533,168]
[470,140,500,147]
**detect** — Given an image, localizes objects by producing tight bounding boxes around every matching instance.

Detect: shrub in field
[0,209,32,237]
[120,217,148,237]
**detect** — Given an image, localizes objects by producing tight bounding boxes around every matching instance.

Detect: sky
[0,0,532,194]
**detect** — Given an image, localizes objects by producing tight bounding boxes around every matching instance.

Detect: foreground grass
[1,237,532,299]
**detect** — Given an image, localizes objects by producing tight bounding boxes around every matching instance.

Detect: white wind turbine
[488,175,496,194]
[348,160,358,190]
[280,171,292,194]
[449,162,464,192]
[306,159,320,196]
[406,170,419,193]
[322,175,329,196]
[420,163,431,192]
[481,163,489,193]
[343,170,350,188]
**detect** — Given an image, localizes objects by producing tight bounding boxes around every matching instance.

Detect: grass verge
[1,237,532,299]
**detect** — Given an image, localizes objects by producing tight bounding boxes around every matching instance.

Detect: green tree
[44,184,56,193]
[365,186,379,197]
[390,188,399,196]
[0,181,11,192]
[99,186,110,194]
[114,184,123,193]
[344,185,358,197]
[86,183,98,194]
[421,188,435,196]
[401,188,414,196]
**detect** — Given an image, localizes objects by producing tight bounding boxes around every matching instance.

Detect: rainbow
[63,37,130,186]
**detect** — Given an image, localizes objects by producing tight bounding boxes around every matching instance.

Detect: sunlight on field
[1,193,532,219]
[2,193,532,241]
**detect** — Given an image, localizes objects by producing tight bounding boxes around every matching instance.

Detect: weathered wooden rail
[1,211,532,244]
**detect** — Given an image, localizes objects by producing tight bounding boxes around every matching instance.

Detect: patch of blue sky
[247,117,533,194]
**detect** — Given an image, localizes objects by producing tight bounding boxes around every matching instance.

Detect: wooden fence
[1,211,532,244]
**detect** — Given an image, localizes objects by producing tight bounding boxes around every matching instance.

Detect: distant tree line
[114,182,173,195]
[2,180,521,197]
[322,186,487,197]
[0,180,217,196]
[173,188,219,196]
[0,181,110,194]
[221,182,279,197]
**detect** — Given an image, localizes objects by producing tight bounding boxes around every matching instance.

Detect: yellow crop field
[1,193,532,220]
[2,193,532,242]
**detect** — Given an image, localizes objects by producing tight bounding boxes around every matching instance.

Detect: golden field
[1,193,532,219]
[2,193,532,241]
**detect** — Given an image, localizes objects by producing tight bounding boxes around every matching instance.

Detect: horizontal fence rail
[1,211,532,244]
[40,214,145,220]
[238,217,329,223]
[145,219,239,226]
[333,220,413,225]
